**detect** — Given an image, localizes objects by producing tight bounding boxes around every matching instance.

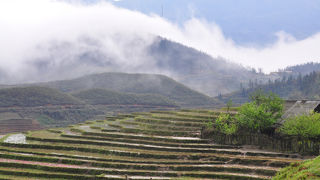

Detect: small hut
[279,100,320,124]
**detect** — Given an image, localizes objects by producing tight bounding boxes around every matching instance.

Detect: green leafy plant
[205,119,214,129]
[236,90,283,133]
[215,113,237,135]
[280,112,320,138]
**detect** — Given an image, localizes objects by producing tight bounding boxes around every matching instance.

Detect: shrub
[205,119,214,130]
[215,113,237,135]
[236,90,283,133]
[280,112,320,138]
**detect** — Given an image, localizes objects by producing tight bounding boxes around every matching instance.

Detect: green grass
[273,156,320,180]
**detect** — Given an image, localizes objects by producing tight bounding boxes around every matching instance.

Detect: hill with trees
[277,62,320,76]
[219,71,320,104]
[148,38,277,96]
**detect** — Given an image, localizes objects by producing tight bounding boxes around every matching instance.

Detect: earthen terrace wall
[201,129,320,156]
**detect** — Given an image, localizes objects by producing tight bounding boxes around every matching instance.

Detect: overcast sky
[106,0,320,45]
[0,0,320,79]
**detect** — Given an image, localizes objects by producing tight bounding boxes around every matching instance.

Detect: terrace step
[0,160,272,180]
[143,114,208,123]
[113,127,200,137]
[120,120,200,131]
[0,153,280,176]
[26,136,299,158]
[0,148,295,168]
[60,133,240,149]
[0,110,303,179]
[134,116,205,127]
[79,131,209,144]
[0,141,301,164]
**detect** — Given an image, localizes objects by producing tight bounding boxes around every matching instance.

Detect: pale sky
[0,0,319,80]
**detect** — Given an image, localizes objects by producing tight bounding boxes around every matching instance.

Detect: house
[278,100,320,124]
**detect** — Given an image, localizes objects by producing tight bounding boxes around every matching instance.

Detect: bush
[280,112,320,138]
[205,119,214,130]
[215,113,237,135]
[236,90,283,133]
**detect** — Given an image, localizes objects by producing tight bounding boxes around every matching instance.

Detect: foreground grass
[273,155,320,180]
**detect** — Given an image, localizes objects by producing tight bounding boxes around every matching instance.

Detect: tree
[280,112,320,138]
[215,113,237,135]
[236,90,284,133]
[226,99,233,113]
[214,99,237,135]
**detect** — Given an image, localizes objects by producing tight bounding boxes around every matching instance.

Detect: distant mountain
[274,62,320,77]
[39,72,218,107]
[0,36,278,97]
[147,38,277,96]
[0,86,82,107]
[72,88,177,107]
[219,71,320,104]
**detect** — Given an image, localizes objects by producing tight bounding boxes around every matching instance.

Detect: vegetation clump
[215,113,237,135]
[209,91,283,135]
[280,112,320,138]
[236,90,284,133]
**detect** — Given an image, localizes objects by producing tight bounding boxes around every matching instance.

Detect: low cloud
[0,0,319,83]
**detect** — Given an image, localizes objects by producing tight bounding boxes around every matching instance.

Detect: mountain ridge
[37,72,218,107]
[0,36,279,97]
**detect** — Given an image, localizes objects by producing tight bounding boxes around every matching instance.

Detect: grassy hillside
[273,156,320,180]
[0,86,82,107]
[72,88,177,107]
[40,72,218,107]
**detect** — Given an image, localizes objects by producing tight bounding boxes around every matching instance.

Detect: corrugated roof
[279,100,320,124]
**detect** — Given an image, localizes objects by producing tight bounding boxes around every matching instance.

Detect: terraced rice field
[0,109,303,179]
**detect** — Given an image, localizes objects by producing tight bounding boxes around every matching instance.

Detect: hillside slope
[0,86,82,107]
[148,38,277,96]
[72,88,177,107]
[40,72,218,107]
[273,155,320,180]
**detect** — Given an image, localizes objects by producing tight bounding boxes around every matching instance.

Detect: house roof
[279,100,320,124]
